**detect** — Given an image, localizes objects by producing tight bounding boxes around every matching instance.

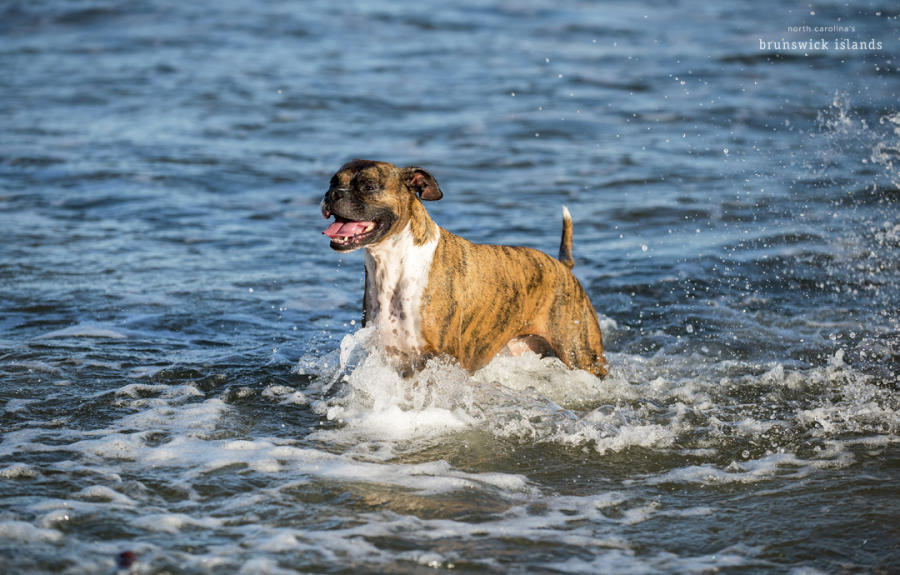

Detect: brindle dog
[322,159,608,378]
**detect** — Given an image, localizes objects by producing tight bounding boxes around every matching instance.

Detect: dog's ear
[401,167,443,201]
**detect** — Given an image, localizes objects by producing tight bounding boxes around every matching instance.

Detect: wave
[300,327,898,464]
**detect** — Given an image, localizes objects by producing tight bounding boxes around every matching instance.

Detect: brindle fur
[420,228,607,376]
[322,160,608,378]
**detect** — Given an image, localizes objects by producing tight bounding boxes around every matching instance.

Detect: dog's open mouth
[322,217,379,249]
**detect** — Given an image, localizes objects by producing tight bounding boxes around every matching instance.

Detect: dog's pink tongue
[323,220,373,238]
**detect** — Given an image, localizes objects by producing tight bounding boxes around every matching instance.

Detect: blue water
[1,1,898,573]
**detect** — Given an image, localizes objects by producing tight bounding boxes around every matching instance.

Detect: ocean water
[1,0,898,573]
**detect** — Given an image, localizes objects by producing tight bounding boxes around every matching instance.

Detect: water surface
[1,1,898,573]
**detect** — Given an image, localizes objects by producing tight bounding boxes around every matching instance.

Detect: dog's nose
[322,189,338,214]
[326,186,346,203]
[322,187,344,218]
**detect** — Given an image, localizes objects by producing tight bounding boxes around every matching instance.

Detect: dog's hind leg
[550,320,608,377]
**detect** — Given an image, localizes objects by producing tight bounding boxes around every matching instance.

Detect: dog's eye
[360,182,380,193]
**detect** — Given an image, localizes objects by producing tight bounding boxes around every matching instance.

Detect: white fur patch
[364,224,438,357]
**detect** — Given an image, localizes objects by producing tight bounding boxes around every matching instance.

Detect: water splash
[871,112,900,188]
[302,326,898,470]
[815,90,900,190]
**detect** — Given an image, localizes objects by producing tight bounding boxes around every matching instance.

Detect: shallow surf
[2,0,898,572]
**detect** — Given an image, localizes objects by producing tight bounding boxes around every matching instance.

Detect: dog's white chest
[364,225,437,356]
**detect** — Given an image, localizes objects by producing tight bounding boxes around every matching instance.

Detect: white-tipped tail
[559,205,574,269]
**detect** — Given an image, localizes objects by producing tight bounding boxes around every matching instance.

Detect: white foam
[74,433,145,460]
[261,384,307,405]
[305,330,895,468]
[551,404,676,453]
[400,550,452,569]
[113,382,203,400]
[310,330,476,443]
[597,314,619,342]
[263,492,754,572]
[131,513,224,534]
[0,462,39,479]
[74,485,136,506]
[789,567,831,575]
[309,330,670,454]
[546,544,762,574]
[66,428,536,499]
[0,520,62,543]
[28,498,134,530]
[644,452,818,486]
[38,323,129,339]
[323,403,473,441]
[1,319,891,574]
[238,557,300,575]
[116,397,228,433]
[472,351,608,406]
[796,385,899,437]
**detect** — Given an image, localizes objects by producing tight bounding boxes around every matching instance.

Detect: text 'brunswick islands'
[759,38,883,51]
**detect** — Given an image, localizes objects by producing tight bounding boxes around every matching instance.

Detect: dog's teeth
[364,223,375,232]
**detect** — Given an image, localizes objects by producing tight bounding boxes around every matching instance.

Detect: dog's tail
[558,205,575,269]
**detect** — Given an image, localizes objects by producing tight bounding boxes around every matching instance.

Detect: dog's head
[321,159,442,252]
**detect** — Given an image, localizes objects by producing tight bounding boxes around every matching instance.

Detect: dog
[321,159,608,378]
